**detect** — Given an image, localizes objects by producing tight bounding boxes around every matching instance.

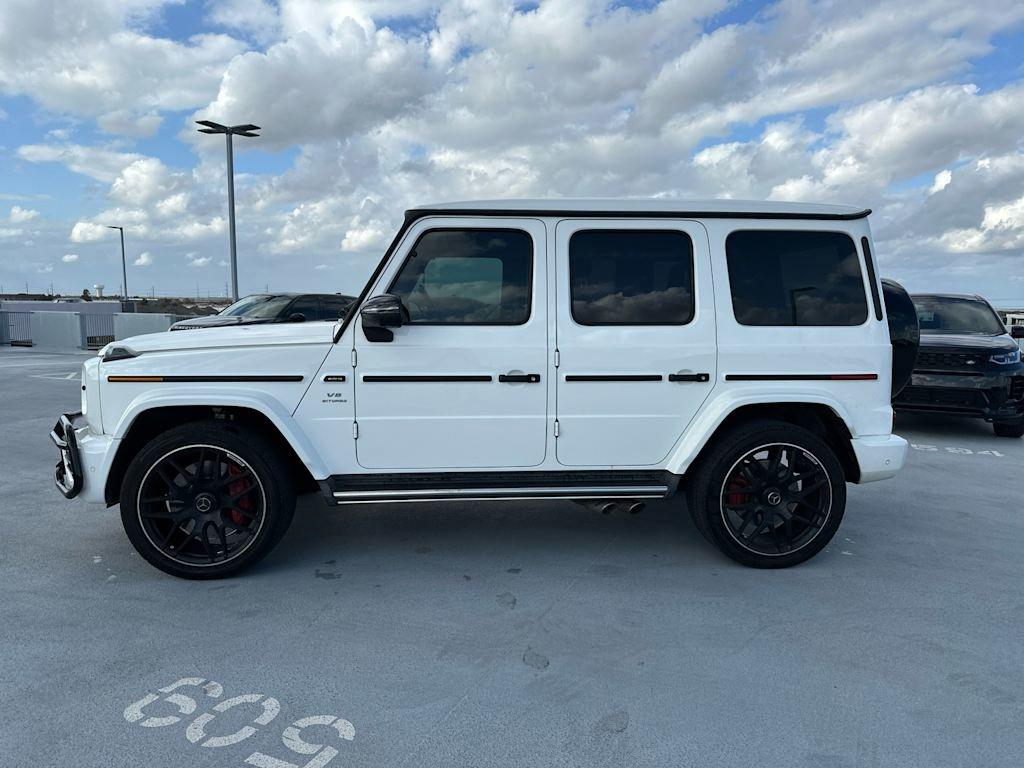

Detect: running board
[320,470,677,505]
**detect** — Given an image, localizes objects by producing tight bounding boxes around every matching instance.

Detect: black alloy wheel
[719,443,832,556]
[120,421,295,579]
[686,420,846,568]
[136,444,266,567]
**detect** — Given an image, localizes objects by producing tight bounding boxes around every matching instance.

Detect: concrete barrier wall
[30,311,85,350]
[113,313,176,340]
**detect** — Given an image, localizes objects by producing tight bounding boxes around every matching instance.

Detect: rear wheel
[120,421,295,579]
[993,417,1024,438]
[686,421,846,568]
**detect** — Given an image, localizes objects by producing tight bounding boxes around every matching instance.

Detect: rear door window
[569,230,694,325]
[726,230,868,326]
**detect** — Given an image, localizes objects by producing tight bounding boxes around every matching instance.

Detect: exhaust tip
[627,501,645,515]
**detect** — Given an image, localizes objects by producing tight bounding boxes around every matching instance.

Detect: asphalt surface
[2,346,1023,768]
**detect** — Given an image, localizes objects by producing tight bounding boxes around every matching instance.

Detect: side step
[320,470,678,505]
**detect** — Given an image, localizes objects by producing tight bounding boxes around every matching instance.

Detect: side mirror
[1011,326,1024,339]
[287,312,307,323]
[361,294,409,342]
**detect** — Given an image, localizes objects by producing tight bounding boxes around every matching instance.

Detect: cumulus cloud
[134,252,153,266]
[69,221,110,243]
[3,0,1024,299]
[61,253,79,263]
[0,0,245,124]
[9,205,39,223]
[186,252,212,267]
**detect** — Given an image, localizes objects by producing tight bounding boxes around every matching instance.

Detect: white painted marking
[911,443,1006,458]
[126,677,354,768]
[92,555,102,564]
[186,693,280,748]
[282,715,355,754]
[124,677,223,728]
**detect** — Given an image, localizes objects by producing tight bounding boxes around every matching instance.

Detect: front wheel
[993,417,1024,438]
[120,421,296,579]
[686,421,846,568]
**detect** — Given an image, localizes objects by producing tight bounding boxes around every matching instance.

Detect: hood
[170,315,273,330]
[919,332,1017,353]
[106,321,336,356]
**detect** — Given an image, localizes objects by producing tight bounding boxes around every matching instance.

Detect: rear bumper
[851,434,908,483]
[50,412,118,503]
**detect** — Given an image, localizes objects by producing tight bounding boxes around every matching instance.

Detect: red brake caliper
[725,473,749,506]
[226,463,251,526]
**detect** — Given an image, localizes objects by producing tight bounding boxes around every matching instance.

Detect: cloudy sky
[1,0,1023,303]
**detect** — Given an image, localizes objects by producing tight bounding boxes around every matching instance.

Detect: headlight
[989,349,1021,365]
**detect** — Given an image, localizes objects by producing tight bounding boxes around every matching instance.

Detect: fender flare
[664,388,856,475]
[111,387,329,480]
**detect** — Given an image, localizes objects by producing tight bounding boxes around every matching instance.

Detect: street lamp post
[196,120,261,301]
[107,225,127,299]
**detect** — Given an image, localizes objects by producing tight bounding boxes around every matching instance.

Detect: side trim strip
[668,373,711,382]
[106,374,304,383]
[332,485,669,502]
[565,374,663,382]
[725,373,878,381]
[362,374,493,383]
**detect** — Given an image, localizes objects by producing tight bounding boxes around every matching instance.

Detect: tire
[120,420,296,579]
[993,418,1024,438]
[685,420,846,568]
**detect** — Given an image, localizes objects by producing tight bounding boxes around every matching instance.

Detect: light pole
[196,120,261,301]
[107,225,127,299]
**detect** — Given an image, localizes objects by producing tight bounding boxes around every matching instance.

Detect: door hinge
[553,419,560,437]
[554,349,560,367]
[352,421,359,439]
[351,348,358,367]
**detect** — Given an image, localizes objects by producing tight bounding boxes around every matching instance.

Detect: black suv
[893,293,1024,437]
[170,293,355,331]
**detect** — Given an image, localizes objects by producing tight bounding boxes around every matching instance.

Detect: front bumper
[51,412,84,498]
[894,372,1024,421]
[851,434,908,483]
[50,412,118,503]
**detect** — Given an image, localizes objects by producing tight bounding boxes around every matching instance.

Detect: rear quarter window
[726,230,868,326]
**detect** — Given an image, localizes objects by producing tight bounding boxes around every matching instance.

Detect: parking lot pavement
[2,346,1023,768]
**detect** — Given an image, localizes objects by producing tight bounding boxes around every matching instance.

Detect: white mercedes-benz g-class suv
[52,200,910,579]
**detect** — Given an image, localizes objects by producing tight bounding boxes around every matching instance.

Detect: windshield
[219,295,294,319]
[913,296,1006,335]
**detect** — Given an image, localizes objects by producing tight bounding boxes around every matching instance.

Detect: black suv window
[569,230,694,325]
[288,296,321,321]
[913,296,1006,335]
[389,229,532,324]
[321,296,353,321]
[726,230,868,326]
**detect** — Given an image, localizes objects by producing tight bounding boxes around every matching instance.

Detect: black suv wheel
[686,420,846,568]
[993,417,1024,438]
[120,421,296,579]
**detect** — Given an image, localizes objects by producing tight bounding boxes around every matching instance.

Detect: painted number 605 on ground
[124,677,354,767]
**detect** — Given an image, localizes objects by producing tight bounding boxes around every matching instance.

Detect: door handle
[499,373,541,383]
[668,372,710,382]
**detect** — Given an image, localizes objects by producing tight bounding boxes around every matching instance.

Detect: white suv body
[53,199,908,578]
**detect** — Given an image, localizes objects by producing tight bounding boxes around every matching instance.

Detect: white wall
[113,313,176,340]
[30,311,84,350]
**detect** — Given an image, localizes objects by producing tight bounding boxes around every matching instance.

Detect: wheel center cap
[764,488,783,506]
[194,493,216,513]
